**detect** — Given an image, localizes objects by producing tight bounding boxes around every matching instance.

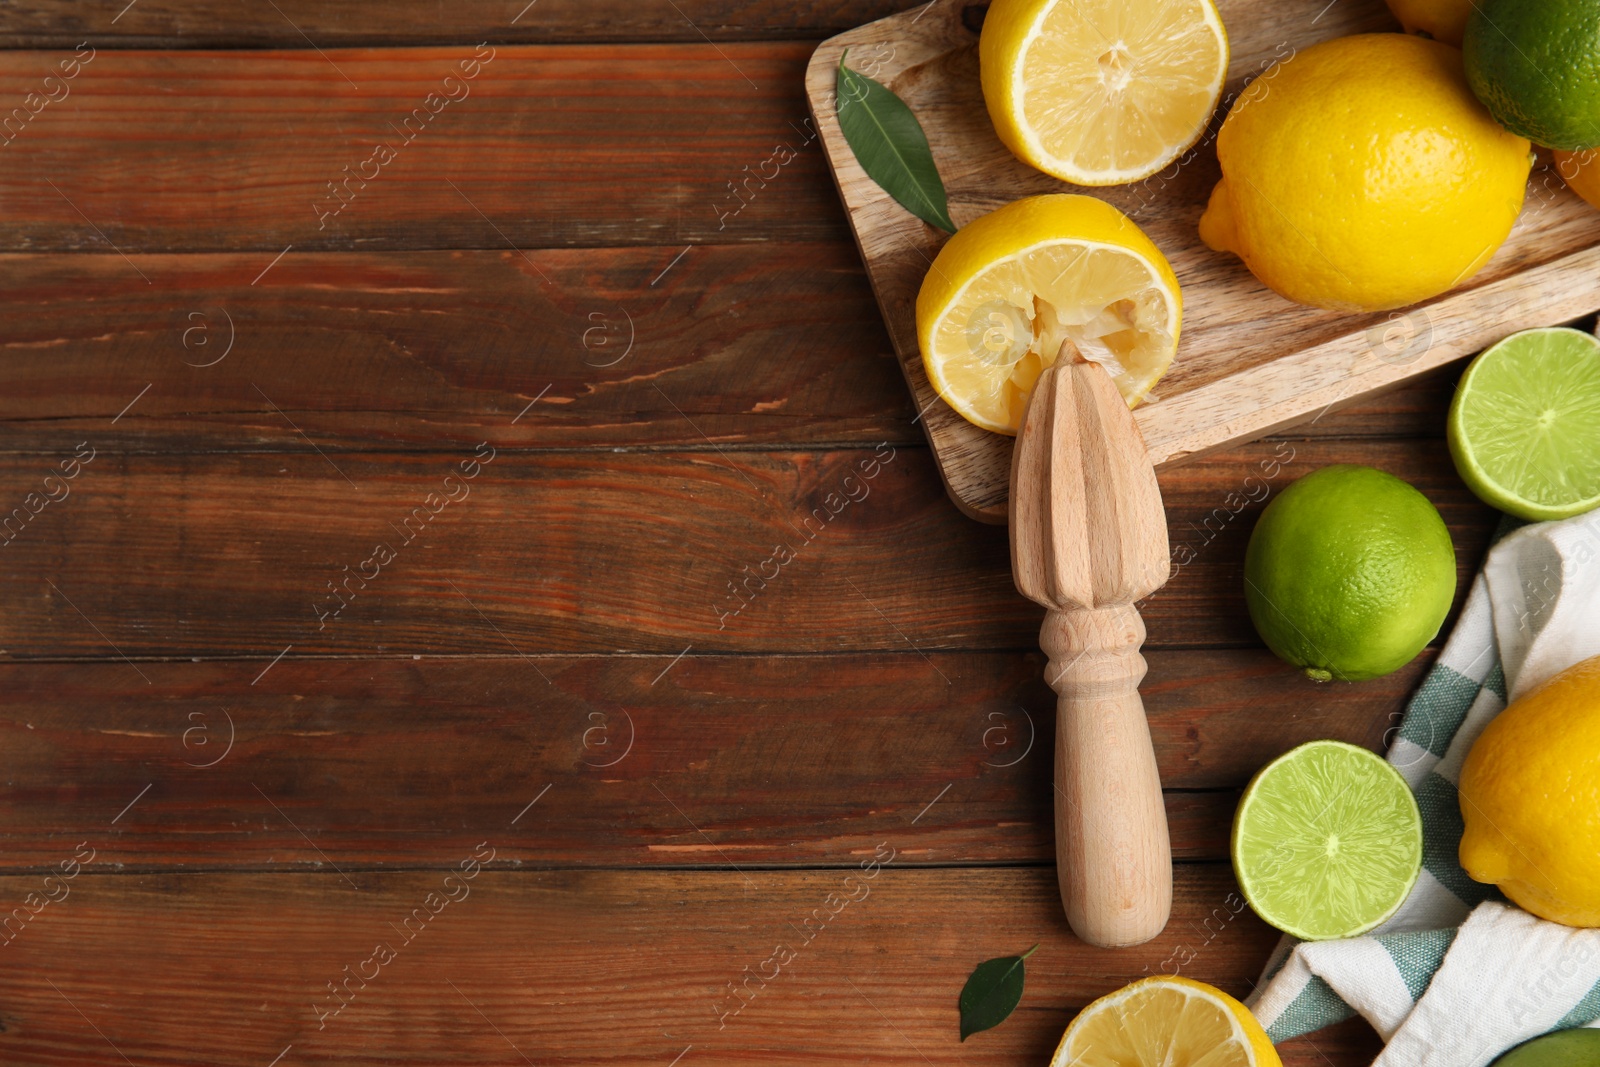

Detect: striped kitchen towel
[1247,506,1600,1066]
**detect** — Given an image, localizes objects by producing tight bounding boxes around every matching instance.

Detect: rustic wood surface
[0,440,1492,657]
[0,868,1381,1066]
[0,649,1430,870]
[0,250,1479,450]
[0,1,1541,1062]
[0,44,844,250]
[0,1,925,47]
[805,0,1600,520]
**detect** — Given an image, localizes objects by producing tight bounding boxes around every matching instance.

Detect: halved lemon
[1051,976,1282,1067]
[915,194,1181,434]
[980,0,1229,185]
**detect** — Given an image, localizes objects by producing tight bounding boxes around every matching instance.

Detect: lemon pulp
[1448,327,1600,522]
[1232,740,1423,941]
[981,0,1229,185]
[1051,975,1281,1067]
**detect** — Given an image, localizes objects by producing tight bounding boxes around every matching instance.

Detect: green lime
[1492,1029,1600,1067]
[1448,327,1600,522]
[1244,465,1456,683]
[1464,0,1600,150]
[1232,740,1423,941]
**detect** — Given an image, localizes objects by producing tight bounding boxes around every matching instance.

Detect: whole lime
[1244,465,1457,682]
[1491,1029,1600,1067]
[1464,0,1600,150]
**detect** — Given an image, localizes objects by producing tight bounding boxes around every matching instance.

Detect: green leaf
[835,49,956,234]
[958,943,1037,1041]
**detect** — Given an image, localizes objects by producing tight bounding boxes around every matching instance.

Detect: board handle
[1042,605,1172,948]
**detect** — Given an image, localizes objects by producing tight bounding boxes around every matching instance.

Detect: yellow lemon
[979,0,1228,185]
[1051,975,1281,1067]
[1459,654,1600,927]
[1199,33,1532,312]
[916,194,1180,434]
[1387,0,1472,46]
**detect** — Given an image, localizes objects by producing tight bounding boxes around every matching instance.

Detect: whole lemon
[1387,0,1472,46]
[1555,148,1600,211]
[1244,465,1456,682]
[1460,654,1600,927]
[1199,33,1532,312]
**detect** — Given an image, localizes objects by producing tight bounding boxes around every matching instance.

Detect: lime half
[1232,740,1422,941]
[1448,327,1600,522]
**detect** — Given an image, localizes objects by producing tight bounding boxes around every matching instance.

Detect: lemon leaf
[957,943,1036,1040]
[836,50,955,234]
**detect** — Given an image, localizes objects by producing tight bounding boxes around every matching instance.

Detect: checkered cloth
[1247,507,1600,1066]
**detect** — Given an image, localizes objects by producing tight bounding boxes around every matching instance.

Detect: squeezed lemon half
[915,194,1181,434]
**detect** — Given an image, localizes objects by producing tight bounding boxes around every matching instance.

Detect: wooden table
[0,2,1504,1063]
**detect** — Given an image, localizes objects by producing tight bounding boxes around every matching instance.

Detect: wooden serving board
[804,0,1600,523]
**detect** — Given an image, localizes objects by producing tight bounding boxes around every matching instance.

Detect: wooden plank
[0,439,1495,658]
[0,44,845,252]
[0,649,1427,871]
[0,865,1376,1066]
[0,249,1479,454]
[805,0,1600,520]
[0,1,926,48]
[0,244,910,452]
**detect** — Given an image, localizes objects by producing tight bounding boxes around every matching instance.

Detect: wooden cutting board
[804,0,1600,523]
